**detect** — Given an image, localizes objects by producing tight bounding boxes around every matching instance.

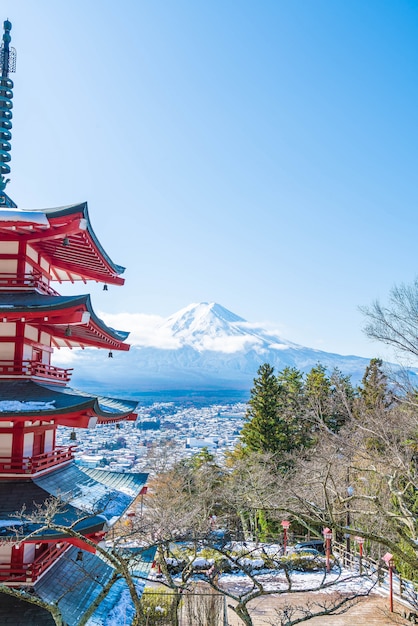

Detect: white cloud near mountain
[99,312,182,349]
[52,302,391,392]
[99,308,287,353]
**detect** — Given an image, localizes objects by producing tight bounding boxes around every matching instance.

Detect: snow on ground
[153,541,379,598]
[217,567,376,596]
[99,568,375,626]
[91,541,383,625]
[192,557,214,568]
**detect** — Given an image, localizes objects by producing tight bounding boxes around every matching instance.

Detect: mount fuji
[56,302,379,395]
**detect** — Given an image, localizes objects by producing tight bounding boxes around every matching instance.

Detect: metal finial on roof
[0,19,16,196]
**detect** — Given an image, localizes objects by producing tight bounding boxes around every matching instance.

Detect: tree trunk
[231,601,254,626]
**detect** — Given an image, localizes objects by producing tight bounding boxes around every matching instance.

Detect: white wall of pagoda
[0,323,16,362]
[0,241,18,274]
[0,433,12,457]
[23,432,34,457]
[0,241,51,284]
[0,544,12,567]
[0,323,52,365]
[0,422,57,463]
[26,244,51,279]
[24,544,35,563]
[0,341,14,360]
[44,429,54,452]
[0,323,15,336]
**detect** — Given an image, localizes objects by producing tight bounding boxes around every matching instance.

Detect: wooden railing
[0,446,76,475]
[0,272,60,295]
[0,360,73,383]
[0,542,69,584]
[333,541,418,614]
[28,361,73,383]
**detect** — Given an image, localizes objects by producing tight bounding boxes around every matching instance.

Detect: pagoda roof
[0,291,130,350]
[0,202,125,285]
[0,594,56,626]
[0,380,138,424]
[35,545,155,626]
[0,544,155,626]
[0,463,148,540]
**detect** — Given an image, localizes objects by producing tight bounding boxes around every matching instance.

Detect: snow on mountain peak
[93,303,291,353]
[56,302,379,391]
[163,302,244,333]
[159,302,256,352]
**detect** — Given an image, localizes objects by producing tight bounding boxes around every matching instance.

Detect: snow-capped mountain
[56,302,381,395]
[157,302,299,353]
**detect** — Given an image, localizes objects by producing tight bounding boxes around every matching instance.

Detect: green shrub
[281,552,331,572]
[139,588,177,625]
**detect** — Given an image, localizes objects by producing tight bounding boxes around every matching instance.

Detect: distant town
[57,400,247,473]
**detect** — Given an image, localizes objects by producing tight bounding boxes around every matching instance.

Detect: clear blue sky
[2,1,418,359]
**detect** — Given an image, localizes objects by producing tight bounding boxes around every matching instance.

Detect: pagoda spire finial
[0,19,16,198]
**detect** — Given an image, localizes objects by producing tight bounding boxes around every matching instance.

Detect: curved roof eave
[9,203,126,283]
[0,291,130,346]
[0,380,138,420]
[42,202,126,275]
[54,385,138,419]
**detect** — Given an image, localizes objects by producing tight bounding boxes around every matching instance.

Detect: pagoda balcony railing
[0,360,73,383]
[0,542,69,584]
[0,271,60,296]
[0,446,76,475]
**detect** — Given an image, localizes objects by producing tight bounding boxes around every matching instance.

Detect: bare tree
[199,546,375,626]
[0,496,157,626]
[361,278,418,361]
[3,418,415,626]
[270,593,370,626]
[136,454,379,626]
[270,402,418,575]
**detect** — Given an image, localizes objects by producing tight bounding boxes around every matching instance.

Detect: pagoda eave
[20,518,108,542]
[0,409,136,427]
[96,411,137,424]
[0,409,96,427]
[0,291,130,349]
[52,332,130,351]
[0,380,138,423]
[48,252,125,287]
[45,251,125,286]
[1,203,127,285]
[56,410,137,427]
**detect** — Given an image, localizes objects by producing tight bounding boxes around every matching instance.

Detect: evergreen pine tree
[360,358,393,410]
[240,363,281,454]
[305,364,354,433]
[240,364,312,456]
[305,363,331,425]
[276,366,310,450]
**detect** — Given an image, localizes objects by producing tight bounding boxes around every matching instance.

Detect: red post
[281,520,290,555]
[382,552,394,613]
[355,536,364,575]
[323,527,332,573]
[389,563,393,612]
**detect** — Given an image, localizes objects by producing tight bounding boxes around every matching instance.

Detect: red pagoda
[0,20,150,624]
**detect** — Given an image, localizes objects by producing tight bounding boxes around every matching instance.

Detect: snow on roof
[0,209,49,225]
[0,400,56,412]
[0,519,24,528]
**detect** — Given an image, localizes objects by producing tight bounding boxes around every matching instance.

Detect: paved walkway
[227,592,411,625]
